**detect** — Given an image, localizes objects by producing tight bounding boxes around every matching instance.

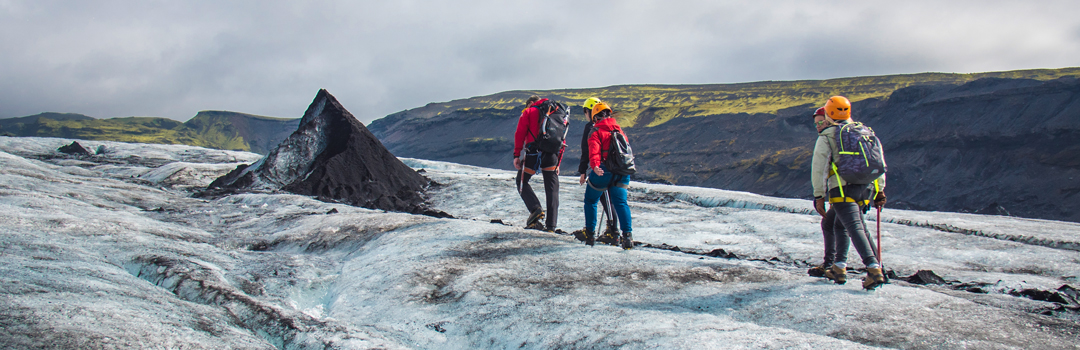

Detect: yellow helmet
[583,97,601,110]
[582,97,602,118]
[824,96,851,120]
[592,102,612,117]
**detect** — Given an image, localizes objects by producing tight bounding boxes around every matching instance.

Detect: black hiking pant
[517,151,560,230]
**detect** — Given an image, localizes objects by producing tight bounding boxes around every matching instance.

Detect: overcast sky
[2,0,1078,123]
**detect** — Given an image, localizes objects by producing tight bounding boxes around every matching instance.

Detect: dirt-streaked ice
[1,136,1077,349]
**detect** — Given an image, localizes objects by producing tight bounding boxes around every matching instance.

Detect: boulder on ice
[207,89,446,216]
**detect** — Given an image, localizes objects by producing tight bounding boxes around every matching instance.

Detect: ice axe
[516,166,524,194]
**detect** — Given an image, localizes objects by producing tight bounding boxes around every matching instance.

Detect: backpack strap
[527,105,540,141]
[830,162,846,199]
[523,104,545,156]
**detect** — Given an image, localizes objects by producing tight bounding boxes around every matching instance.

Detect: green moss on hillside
[31,117,206,146]
[3,111,296,153]
[404,67,1080,127]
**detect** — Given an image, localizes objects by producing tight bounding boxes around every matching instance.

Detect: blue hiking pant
[584,166,631,234]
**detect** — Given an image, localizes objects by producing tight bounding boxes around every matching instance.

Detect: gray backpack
[832,122,886,185]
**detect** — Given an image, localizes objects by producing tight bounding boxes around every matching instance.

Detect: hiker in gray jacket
[810,96,887,290]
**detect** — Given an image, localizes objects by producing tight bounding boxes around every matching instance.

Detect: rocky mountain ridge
[374,67,1080,128]
[0,110,298,154]
[369,76,1080,223]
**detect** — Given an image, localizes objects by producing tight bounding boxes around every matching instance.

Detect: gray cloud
[2,0,1079,123]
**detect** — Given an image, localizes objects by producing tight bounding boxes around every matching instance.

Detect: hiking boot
[863,267,886,290]
[525,209,545,230]
[824,265,847,284]
[807,264,831,278]
[620,232,634,250]
[572,229,588,242]
[597,225,619,245]
[597,232,618,246]
[582,229,595,246]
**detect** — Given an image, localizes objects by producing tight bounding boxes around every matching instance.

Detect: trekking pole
[876,206,882,266]
[599,200,607,232]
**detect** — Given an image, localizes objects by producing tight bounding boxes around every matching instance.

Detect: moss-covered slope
[385,67,1080,128]
[368,67,1080,223]
[0,111,298,154]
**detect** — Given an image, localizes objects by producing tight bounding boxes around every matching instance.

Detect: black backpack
[832,122,886,184]
[531,100,570,153]
[605,128,636,175]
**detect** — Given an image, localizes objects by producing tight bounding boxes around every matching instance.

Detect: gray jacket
[810,121,886,199]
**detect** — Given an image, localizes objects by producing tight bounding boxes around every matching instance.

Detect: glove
[873,192,887,209]
[813,197,827,217]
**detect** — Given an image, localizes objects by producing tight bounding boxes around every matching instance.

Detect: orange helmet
[824,96,851,120]
[592,102,612,117]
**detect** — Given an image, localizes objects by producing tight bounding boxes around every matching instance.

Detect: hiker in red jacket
[513,95,564,231]
[581,102,633,249]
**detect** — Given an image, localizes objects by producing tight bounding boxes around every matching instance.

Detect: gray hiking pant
[831,201,879,267]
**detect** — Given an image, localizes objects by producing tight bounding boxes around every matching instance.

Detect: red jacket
[513,98,548,157]
[588,117,625,169]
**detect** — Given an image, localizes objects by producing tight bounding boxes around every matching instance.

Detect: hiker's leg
[831,205,851,266]
[517,153,543,213]
[516,170,541,213]
[822,207,837,266]
[542,169,559,229]
[584,170,612,233]
[600,191,618,230]
[608,175,632,234]
[834,201,879,267]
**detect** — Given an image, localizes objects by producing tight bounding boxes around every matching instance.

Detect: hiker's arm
[873,174,887,209]
[578,123,592,175]
[512,109,531,159]
[810,135,830,198]
[588,131,603,170]
[873,192,886,209]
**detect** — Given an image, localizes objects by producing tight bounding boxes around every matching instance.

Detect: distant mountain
[0,111,298,154]
[372,67,1080,129]
[0,112,95,136]
[182,111,299,154]
[368,68,1080,223]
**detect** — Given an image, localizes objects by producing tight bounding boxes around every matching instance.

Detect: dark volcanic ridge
[369,76,1080,223]
[205,89,449,217]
